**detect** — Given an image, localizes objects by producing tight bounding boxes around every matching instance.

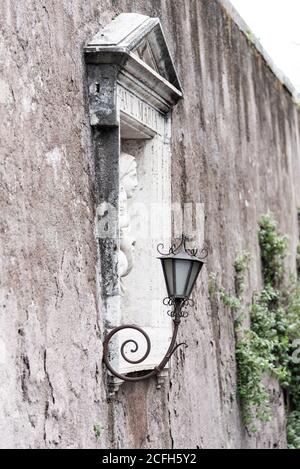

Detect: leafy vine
[209,213,300,445]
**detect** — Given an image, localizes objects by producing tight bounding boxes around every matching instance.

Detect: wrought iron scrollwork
[103,235,206,384]
[163,296,194,318]
[157,234,208,260]
[110,325,152,364]
[102,298,187,382]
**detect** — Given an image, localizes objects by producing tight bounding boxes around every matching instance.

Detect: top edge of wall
[219,0,300,103]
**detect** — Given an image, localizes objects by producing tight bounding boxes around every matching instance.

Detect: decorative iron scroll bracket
[102,235,208,383]
[102,298,188,382]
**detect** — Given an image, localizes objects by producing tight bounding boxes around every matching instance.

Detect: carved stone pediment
[85,13,183,115]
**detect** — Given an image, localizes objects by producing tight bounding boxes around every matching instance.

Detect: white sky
[230,0,300,95]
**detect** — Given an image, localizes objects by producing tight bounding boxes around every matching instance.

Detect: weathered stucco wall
[0,0,299,449]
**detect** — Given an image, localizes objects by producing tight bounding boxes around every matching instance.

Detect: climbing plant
[209,213,300,445]
[258,214,288,286]
[234,251,252,298]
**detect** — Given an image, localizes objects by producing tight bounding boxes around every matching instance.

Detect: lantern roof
[157,250,204,263]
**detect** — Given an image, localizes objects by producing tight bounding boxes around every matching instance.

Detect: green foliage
[219,288,241,312]
[93,424,102,440]
[234,251,252,297]
[250,287,291,387]
[283,279,300,441]
[209,274,241,311]
[235,329,272,431]
[258,213,288,286]
[234,284,289,428]
[245,29,255,43]
[211,213,300,445]
[287,411,300,449]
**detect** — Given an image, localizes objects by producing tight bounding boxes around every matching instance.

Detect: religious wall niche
[85,13,183,395]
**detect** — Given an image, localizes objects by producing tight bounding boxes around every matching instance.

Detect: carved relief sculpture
[119,152,138,292]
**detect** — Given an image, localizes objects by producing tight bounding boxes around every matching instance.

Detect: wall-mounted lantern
[158,238,204,300]
[103,236,207,382]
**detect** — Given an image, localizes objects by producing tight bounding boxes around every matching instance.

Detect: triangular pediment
[85,13,182,96]
[132,37,160,75]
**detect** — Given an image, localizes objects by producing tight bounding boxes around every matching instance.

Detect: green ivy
[93,424,102,441]
[219,288,241,312]
[287,411,300,449]
[235,329,272,431]
[210,213,300,445]
[234,251,252,298]
[258,213,288,287]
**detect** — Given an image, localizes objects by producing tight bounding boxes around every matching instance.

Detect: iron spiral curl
[102,299,188,383]
[104,324,151,366]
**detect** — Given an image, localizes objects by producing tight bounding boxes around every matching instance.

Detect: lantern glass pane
[162,258,174,296]
[185,261,203,297]
[174,259,192,297]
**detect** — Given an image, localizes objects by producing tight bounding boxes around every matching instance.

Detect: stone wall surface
[0,0,299,449]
